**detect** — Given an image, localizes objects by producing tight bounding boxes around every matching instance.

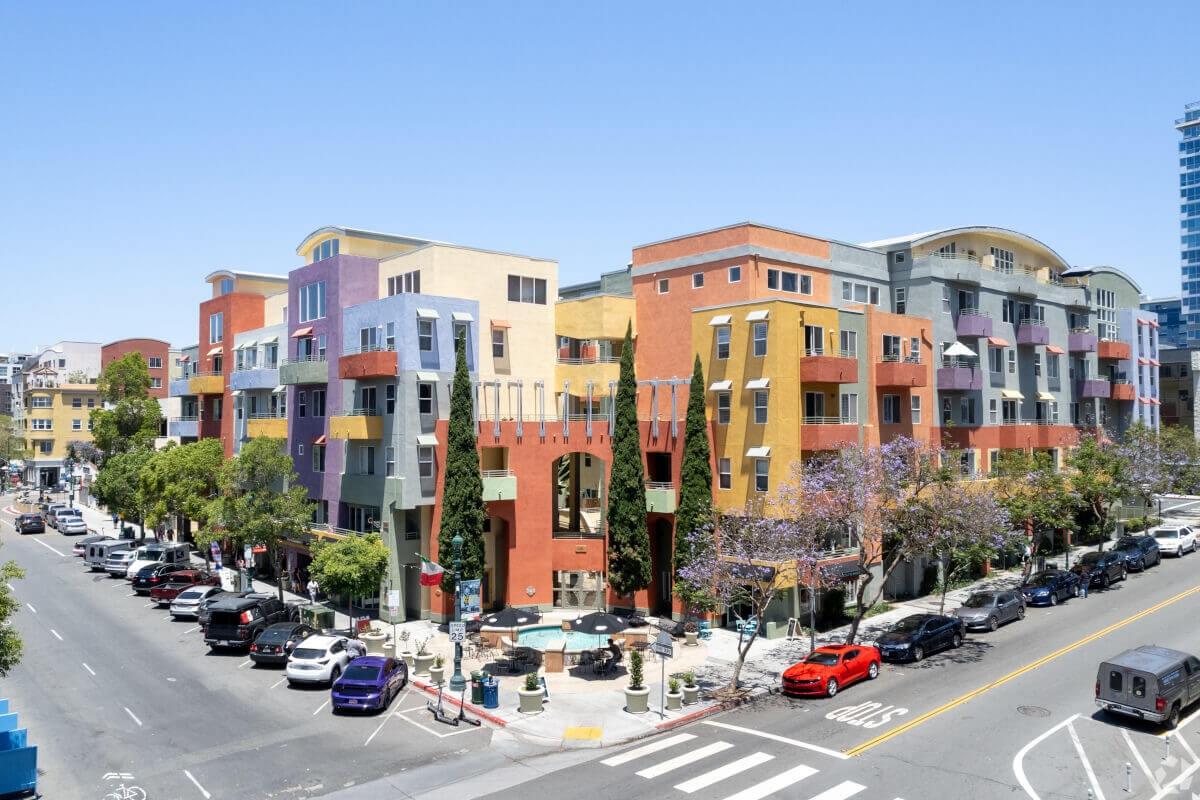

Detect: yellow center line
[845,584,1200,757]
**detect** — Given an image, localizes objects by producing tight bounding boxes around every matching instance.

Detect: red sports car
[781,644,882,698]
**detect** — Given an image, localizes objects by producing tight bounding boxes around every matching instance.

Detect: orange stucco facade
[101,338,171,399]
[197,293,268,456]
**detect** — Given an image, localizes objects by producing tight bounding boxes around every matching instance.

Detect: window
[385,384,395,414]
[492,329,506,359]
[1007,350,1016,374]
[387,271,421,296]
[910,395,921,424]
[882,334,901,361]
[359,386,377,413]
[942,286,951,313]
[960,397,977,425]
[769,269,812,295]
[150,377,162,389]
[312,389,326,417]
[657,278,669,294]
[72,397,81,408]
[716,326,731,360]
[212,354,223,374]
[264,343,278,368]
[752,322,768,357]
[209,312,224,344]
[692,272,705,289]
[31,396,51,408]
[805,392,825,418]
[311,238,340,262]
[358,446,376,476]
[1002,400,1018,423]
[1033,353,1042,377]
[386,447,396,477]
[312,445,326,473]
[507,275,547,304]
[87,398,95,408]
[989,399,998,424]
[298,391,307,418]
[718,458,731,490]
[218,278,234,295]
[1048,355,1060,380]
[728,266,741,283]
[754,459,769,493]
[1002,299,1016,323]
[72,418,82,431]
[803,325,824,355]
[753,390,768,424]
[298,281,327,322]
[895,287,907,314]
[418,446,435,479]
[58,358,66,368]
[148,357,162,369]
[359,326,380,352]
[211,397,222,420]
[990,246,1015,273]
[716,392,731,424]
[841,280,878,305]
[839,330,857,357]
[883,394,901,424]
[418,319,434,352]
[418,383,434,415]
[942,397,953,424]
[1132,676,1146,698]
[841,393,858,423]
[1109,670,1123,693]
[989,347,1004,373]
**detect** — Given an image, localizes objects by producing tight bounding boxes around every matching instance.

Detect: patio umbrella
[942,341,978,358]
[480,606,542,644]
[570,611,629,645]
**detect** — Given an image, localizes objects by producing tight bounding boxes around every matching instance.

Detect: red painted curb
[654,688,771,731]
[409,678,509,727]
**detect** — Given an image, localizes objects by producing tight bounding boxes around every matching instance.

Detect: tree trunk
[937,554,949,615]
[846,556,905,644]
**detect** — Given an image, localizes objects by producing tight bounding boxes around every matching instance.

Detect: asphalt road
[0,496,495,800]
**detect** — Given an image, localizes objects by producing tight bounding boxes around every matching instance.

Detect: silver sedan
[953,590,1025,631]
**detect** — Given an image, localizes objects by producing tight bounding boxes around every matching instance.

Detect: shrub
[864,602,892,618]
[629,649,645,690]
[523,672,541,692]
[434,655,444,668]
[1123,516,1163,533]
[668,678,681,694]
[682,671,696,688]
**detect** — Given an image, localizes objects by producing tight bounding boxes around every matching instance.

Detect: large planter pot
[414,652,436,676]
[666,691,683,711]
[625,686,651,714]
[518,688,544,714]
[400,650,415,670]
[429,665,445,686]
[682,685,700,705]
[361,630,387,656]
[684,631,698,647]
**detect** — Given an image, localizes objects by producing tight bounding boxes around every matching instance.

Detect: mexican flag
[418,555,445,587]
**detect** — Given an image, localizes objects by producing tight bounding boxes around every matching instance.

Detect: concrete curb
[654,686,772,731]
[409,677,509,727]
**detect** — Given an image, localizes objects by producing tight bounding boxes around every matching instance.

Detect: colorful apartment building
[21,341,101,486]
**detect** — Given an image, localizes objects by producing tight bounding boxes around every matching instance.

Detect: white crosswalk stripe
[805,781,867,800]
[600,733,696,766]
[717,764,819,800]
[637,741,735,778]
[674,752,775,793]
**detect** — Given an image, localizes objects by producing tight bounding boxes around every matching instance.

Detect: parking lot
[0,497,493,800]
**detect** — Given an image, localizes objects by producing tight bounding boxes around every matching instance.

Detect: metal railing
[881,353,922,364]
[940,357,980,369]
[169,415,199,422]
[234,362,279,371]
[481,469,514,478]
[924,252,982,264]
[956,307,990,317]
[343,343,396,355]
[343,408,380,417]
[802,415,854,425]
[804,348,858,359]
[556,355,620,365]
[1018,316,1047,327]
[190,370,224,377]
[645,481,674,491]
[281,355,327,364]
[248,412,286,419]
[1070,326,1092,335]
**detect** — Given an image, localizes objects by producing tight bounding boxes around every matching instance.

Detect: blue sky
[0,1,1194,351]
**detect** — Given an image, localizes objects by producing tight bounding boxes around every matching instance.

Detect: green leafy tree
[140,439,223,540]
[91,446,154,536]
[0,542,24,677]
[991,450,1077,577]
[0,415,29,463]
[205,437,313,600]
[90,352,162,456]
[1161,426,1200,494]
[310,533,390,635]
[1067,433,1127,549]
[606,321,651,600]
[437,332,485,591]
[673,355,714,614]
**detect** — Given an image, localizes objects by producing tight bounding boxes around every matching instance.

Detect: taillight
[250,644,258,652]
[1095,682,1100,697]
[1157,697,1167,713]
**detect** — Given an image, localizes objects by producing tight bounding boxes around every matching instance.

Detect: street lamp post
[449,533,466,692]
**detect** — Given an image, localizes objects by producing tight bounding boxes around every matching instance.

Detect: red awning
[1152,399,1162,406]
[313,434,327,445]
[1139,397,1150,405]
[1150,359,1161,366]
[1151,320,1161,329]
[490,319,511,329]
[1046,345,1065,354]
[1138,319,1149,326]
[291,326,314,338]
[179,355,190,362]
[987,336,1010,347]
[1138,357,1149,365]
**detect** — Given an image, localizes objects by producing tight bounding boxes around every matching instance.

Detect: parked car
[1152,526,1197,557]
[782,644,882,698]
[124,542,191,579]
[1071,550,1128,589]
[169,586,226,619]
[131,562,195,595]
[332,656,409,713]
[148,570,218,605]
[104,549,139,577]
[250,622,318,666]
[1113,536,1162,571]
[15,513,44,534]
[204,595,296,649]
[47,507,80,529]
[85,539,133,570]
[196,591,236,628]
[73,534,111,556]
[1020,569,1079,606]
[1096,646,1200,728]
[876,614,964,662]
[286,635,351,685]
[57,515,88,535]
[953,590,1026,631]
[39,502,66,517]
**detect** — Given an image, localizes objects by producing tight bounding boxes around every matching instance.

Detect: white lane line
[1012,713,1078,800]
[124,707,143,727]
[49,629,62,641]
[6,582,15,591]
[25,603,36,614]
[183,769,212,799]
[31,538,66,557]
[600,733,696,766]
[1150,756,1200,799]
[82,662,96,676]
[143,602,155,608]
[312,699,330,716]
[1175,731,1200,765]
[1067,723,1107,800]
[806,782,867,800]
[1121,727,1161,794]
[717,764,820,800]
[163,615,172,622]
[675,752,774,793]
[702,720,852,760]
[364,702,405,746]
[185,626,200,634]
[638,741,734,778]
[238,659,252,669]
[271,677,287,689]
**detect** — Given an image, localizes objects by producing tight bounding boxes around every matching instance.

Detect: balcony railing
[247,412,286,419]
[170,415,199,422]
[941,357,980,369]
[1070,326,1091,335]
[481,469,514,478]
[804,348,857,359]
[882,353,922,364]
[556,355,620,365]
[190,370,224,377]
[802,416,855,425]
[645,481,674,491]
[282,356,327,365]
[957,307,990,318]
[343,343,396,356]
[234,362,279,371]
[344,408,380,417]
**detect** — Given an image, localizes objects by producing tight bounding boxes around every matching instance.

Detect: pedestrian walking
[111,511,119,530]
[1077,577,1089,599]
[307,578,319,605]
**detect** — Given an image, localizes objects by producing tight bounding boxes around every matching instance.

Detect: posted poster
[459,579,482,617]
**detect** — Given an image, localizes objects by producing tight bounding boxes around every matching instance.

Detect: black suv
[1071,550,1127,589]
[250,622,318,666]
[1113,535,1161,571]
[130,562,193,594]
[16,513,44,534]
[875,614,965,662]
[204,595,298,650]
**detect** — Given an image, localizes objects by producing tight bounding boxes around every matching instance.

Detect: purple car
[331,656,408,713]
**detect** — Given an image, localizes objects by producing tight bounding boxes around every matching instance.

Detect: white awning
[1001,390,1024,400]
[745,378,770,390]
[415,371,440,382]
[708,314,732,326]
[231,389,243,396]
[260,335,279,344]
[943,341,977,358]
[416,434,438,446]
[416,308,440,320]
[238,339,257,349]
[709,380,733,391]
[272,386,286,393]
[1037,391,1056,401]
[746,310,769,322]
[207,346,223,356]
[451,312,474,322]
[746,446,771,458]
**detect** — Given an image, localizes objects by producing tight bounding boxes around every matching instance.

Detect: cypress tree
[606,321,652,600]
[674,355,714,608]
[437,332,486,591]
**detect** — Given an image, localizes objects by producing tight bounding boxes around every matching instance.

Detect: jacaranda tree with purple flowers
[1115,422,1169,518]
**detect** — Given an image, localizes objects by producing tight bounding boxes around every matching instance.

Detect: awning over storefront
[291,327,313,338]
[825,562,868,580]
[207,346,223,356]
[1046,345,1065,354]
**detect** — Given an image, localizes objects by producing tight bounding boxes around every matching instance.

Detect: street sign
[449,622,466,642]
[243,544,253,564]
[652,631,674,659]
[387,589,400,616]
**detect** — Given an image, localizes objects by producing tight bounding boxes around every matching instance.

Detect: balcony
[482,469,517,502]
[954,309,993,338]
[230,365,281,391]
[937,358,983,391]
[189,371,224,395]
[246,414,287,438]
[644,481,677,514]
[329,409,383,440]
[1068,329,1097,353]
[799,349,858,383]
[876,355,927,388]
[168,377,193,398]
[339,346,397,380]
[1097,339,1132,360]
[555,354,621,387]
[1110,381,1136,401]
[167,416,198,438]
[801,417,859,450]
[1016,319,1050,346]
[279,357,328,385]
[1077,378,1111,399]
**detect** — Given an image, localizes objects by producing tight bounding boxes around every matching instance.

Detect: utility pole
[449,534,466,692]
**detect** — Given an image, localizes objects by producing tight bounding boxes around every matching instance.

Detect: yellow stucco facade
[554,293,635,404]
[24,383,100,461]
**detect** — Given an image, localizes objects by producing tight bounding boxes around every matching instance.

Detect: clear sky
[0,1,1194,351]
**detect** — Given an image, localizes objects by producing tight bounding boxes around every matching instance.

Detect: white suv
[1152,525,1196,557]
[285,635,351,686]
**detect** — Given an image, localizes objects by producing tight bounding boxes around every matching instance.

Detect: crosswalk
[599,733,881,800]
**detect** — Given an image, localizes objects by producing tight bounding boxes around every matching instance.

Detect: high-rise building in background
[1142,296,1185,348]
[1179,101,1200,343]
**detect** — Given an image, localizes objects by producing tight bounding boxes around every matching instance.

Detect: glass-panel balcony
[279,357,328,385]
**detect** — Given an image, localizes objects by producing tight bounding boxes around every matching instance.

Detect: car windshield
[135,548,163,560]
[1026,576,1053,587]
[342,666,382,682]
[1080,553,1101,565]
[178,590,204,600]
[1115,541,1138,551]
[962,594,995,608]
[259,629,291,642]
[1155,530,1180,539]
[803,652,840,666]
[291,648,325,660]
[893,617,924,632]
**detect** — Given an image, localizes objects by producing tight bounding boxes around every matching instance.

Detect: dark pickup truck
[203,595,298,650]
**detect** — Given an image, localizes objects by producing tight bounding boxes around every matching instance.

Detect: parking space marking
[271,677,287,689]
[1121,728,1162,794]
[1150,757,1200,800]
[25,603,36,614]
[238,659,252,669]
[1161,704,1200,737]
[49,629,62,641]
[1013,713,1078,800]
[143,602,155,608]
[183,769,211,799]
[395,706,486,738]
[185,626,200,634]
[364,701,406,746]
[82,662,96,676]
[1068,721,1107,800]
[1176,732,1200,765]
[31,538,66,557]
[162,615,172,622]
[124,707,143,727]
[313,699,330,716]
[701,721,850,760]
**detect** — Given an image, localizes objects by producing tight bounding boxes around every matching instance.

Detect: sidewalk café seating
[735,615,759,637]
[500,636,520,673]
[631,639,655,662]
[596,641,624,675]
[697,620,712,640]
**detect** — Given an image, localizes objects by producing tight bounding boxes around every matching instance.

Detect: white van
[85,539,134,570]
[124,542,191,578]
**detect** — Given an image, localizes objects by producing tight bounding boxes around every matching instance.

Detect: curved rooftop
[1061,265,1143,294]
[860,226,1072,271]
[204,269,288,285]
[294,226,434,257]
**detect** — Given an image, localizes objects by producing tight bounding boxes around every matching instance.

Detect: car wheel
[988,616,999,632]
[912,646,924,662]
[952,633,962,649]
[1120,567,1127,581]
[1102,575,1111,589]
[826,678,839,697]
[868,662,879,680]
[1168,703,1182,730]
[1049,592,1058,606]
[1017,606,1026,620]
[330,665,341,684]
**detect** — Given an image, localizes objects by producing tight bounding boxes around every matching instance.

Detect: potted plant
[624,650,650,714]
[413,635,435,675]
[429,655,445,686]
[683,620,698,647]
[666,678,683,711]
[518,671,544,714]
[682,671,700,705]
[397,630,415,669]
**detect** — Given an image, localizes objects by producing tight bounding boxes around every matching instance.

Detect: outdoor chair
[697,620,712,640]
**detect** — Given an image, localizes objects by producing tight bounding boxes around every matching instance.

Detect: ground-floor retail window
[552,570,604,609]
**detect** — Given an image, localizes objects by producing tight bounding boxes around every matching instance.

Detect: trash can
[470,671,484,705]
[483,677,500,709]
